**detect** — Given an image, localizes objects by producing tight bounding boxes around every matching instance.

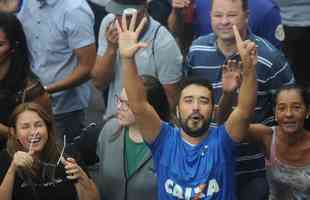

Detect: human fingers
[14,151,33,168]
[115,17,122,34]
[122,12,128,31]
[172,0,190,8]
[135,17,147,36]
[129,11,137,32]
[233,25,243,50]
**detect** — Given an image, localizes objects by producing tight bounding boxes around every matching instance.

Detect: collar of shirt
[37,0,58,8]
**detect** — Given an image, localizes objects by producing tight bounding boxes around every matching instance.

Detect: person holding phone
[0,103,99,200]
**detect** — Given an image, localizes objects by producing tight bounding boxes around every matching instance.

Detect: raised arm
[116,12,161,144]
[91,19,118,90]
[215,60,242,124]
[224,25,257,142]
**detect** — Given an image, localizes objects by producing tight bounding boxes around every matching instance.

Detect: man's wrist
[121,57,135,63]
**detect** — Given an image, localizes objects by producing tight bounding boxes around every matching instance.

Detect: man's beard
[178,111,211,138]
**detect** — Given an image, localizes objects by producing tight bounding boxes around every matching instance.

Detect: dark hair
[177,76,214,105]
[211,0,248,11]
[0,12,30,92]
[8,103,60,164]
[141,75,170,121]
[275,85,310,108]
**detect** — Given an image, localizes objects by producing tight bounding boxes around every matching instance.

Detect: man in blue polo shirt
[186,0,294,199]
[116,10,257,199]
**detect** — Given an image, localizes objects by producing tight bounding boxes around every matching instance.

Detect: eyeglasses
[115,95,129,111]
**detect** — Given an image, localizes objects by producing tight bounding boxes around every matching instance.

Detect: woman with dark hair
[0,12,51,149]
[0,102,99,200]
[246,85,310,199]
[95,74,170,200]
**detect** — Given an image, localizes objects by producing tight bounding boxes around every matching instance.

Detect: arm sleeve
[269,51,295,92]
[64,5,95,50]
[154,28,183,84]
[146,122,174,165]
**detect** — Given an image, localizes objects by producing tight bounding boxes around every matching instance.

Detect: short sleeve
[153,28,183,85]
[217,125,237,157]
[269,50,295,92]
[64,4,95,50]
[146,122,175,163]
[97,14,115,56]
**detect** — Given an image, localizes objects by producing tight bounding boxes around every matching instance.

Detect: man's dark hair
[177,76,214,106]
[211,0,248,11]
[0,12,30,93]
[141,75,171,122]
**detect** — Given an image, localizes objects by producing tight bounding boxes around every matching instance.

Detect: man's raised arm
[225,25,257,142]
[116,12,161,144]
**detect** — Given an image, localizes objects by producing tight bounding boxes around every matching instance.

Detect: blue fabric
[148,122,237,200]
[187,32,294,125]
[194,0,282,49]
[186,32,294,178]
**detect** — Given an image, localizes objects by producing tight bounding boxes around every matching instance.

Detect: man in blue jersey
[115,10,257,199]
[186,0,294,199]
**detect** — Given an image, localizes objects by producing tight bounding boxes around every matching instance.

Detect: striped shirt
[186,32,295,178]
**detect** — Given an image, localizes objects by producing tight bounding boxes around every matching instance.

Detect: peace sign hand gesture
[116,11,148,60]
[233,25,257,72]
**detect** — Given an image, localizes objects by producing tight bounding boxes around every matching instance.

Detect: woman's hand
[63,157,83,180]
[63,157,99,200]
[12,151,33,170]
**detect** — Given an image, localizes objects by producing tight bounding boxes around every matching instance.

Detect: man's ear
[176,105,180,119]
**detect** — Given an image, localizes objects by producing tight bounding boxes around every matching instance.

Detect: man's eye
[184,99,193,103]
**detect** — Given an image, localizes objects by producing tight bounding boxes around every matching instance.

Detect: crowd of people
[0,0,309,199]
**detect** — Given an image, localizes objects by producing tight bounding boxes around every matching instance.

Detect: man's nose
[192,100,200,111]
[221,16,231,25]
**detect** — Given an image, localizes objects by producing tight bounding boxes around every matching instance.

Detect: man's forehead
[181,84,212,98]
[211,0,243,10]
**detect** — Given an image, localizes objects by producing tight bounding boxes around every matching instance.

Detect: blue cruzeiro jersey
[147,122,237,200]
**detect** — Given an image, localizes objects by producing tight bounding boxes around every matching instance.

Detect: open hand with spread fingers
[115,11,148,60]
[233,25,257,71]
[222,59,242,93]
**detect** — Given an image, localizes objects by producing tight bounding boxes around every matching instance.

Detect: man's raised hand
[233,25,257,70]
[115,11,148,59]
[222,59,242,93]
